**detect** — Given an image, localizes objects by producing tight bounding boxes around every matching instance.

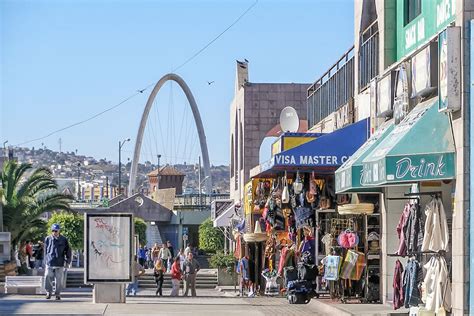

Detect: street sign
[183,234,188,241]
[183,227,189,235]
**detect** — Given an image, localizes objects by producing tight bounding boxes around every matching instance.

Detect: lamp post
[118,138,130,196]
[77,162,81,201]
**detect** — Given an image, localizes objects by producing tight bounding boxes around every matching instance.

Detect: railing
[359,21,379,92]
[307,46,355,128]
[174,193,231,209]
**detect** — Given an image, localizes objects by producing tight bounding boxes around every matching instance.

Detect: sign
[273,154,349,166]
[183,234,188,241]
[393,63,411,124]
[411,43,437,98]
[334,102,353,129]
[210,199,234,220]
[438,26,461,112]
[397,0,456,60]
[85,213,133,283]
[376,72,394,118]
[183,227,189,235]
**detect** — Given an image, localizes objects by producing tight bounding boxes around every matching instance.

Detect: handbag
[293,171,303,194]
[294,206,314,229]
[282,174,289,204]
[323,255,342,281]
[297,262,318,281]
[337,230,359,248]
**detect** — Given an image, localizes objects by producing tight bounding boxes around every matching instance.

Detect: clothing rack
[387,250,447,258]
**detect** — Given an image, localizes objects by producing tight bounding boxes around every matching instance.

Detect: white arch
[128,73,212,195]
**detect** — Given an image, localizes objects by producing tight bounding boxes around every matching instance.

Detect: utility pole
[118,138,130,196]
[58,138,62,153]
[198,156,202,207]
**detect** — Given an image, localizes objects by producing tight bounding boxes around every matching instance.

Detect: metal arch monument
[128,73,212,196]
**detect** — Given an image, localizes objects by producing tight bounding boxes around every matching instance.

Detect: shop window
[404,0,421,26]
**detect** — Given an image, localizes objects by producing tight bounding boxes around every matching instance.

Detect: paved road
[0,291,322,316]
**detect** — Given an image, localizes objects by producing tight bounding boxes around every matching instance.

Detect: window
[404,0,421,26]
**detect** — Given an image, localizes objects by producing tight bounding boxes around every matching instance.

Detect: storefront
[233,118,371,302]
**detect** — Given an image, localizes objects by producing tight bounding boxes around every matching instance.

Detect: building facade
[229,61,309,201]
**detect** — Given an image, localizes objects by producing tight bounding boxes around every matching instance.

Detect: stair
[138,270,218,289]
[66,269,92,288]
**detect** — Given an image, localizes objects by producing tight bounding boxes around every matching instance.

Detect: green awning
[361,99,455,186]
[335,120,394,193]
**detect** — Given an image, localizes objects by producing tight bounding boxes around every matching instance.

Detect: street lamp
[76,162,81,201]
[118,138,130,196]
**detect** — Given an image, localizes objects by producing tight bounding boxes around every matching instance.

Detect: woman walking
[154,260,164,296]
[170,257,182,297]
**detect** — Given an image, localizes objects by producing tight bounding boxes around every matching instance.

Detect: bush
[47,212,84,250]
[210,252,236,273]
[134,217,147,246]
[198,218,224,253]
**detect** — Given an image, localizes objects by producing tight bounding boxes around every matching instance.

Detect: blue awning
[250,118,370,178]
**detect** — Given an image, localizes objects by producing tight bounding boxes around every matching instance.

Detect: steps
[65,268,218,290]
[138,270,218,289]
[66,270,92,288]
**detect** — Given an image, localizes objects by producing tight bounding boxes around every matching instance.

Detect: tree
[134,217,147,246]
[0,161,73,249]
[47,212,84,250]
[198,218,224,253]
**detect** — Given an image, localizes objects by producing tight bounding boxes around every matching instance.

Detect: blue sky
[1,0,354,166]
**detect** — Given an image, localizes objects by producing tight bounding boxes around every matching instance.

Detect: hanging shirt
[321,234,333,256]
[423,256,451,313]
[403,259,423,308]
[396,204,411,256]
[393,260,404,310]
[422,197,449,252]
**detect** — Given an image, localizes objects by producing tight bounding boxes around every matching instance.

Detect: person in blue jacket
[44,223,71,300]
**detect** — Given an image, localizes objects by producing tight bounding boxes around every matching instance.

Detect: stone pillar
[93,283,125,303]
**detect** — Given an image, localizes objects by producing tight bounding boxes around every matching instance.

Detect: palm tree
[0,160,73,248]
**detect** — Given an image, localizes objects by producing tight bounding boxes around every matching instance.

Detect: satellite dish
[279,106,299,133]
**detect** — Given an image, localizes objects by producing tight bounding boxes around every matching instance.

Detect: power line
[14,0,258,147]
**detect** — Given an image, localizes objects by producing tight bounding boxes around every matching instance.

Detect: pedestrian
[16,241,28,275]
[152,243,160,265]
[184,244,192,257]
[170,256,182,297]
[178,249,186,271]
[26,240,34,269]
[167,241,174,259]
[153,260,164,296]
[138,245,147,267]
[158,243,171,271]
[33,240,44,270]
[126,255,145,296]
[44,223,72,300]
[146,247,153,269]
[182,252,200,297]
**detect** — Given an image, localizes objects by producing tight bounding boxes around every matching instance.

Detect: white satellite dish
[279,106,299,133]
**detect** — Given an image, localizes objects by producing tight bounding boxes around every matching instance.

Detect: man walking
[182,252,200,297]
[44,224,72,300]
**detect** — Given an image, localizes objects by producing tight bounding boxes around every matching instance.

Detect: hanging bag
[293,171,303,194]
[282,173,290,204]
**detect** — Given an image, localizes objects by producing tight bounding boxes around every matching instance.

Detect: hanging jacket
[422,197,449,252]
[393,260,404,310]
[423,256,451,313]
[402,259,423,308]
[396,203,411,256]
[406,203,423,253]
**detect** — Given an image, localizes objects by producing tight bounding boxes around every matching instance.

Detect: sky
[1,0,354,166]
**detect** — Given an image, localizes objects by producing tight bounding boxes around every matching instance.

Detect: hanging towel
[422,197,449,252]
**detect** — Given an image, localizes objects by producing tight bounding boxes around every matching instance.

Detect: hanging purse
[293,170,303,194]
[282,173,289,204]
[319,181,332,209]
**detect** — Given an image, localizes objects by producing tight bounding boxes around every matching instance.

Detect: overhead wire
[14,0,258,152]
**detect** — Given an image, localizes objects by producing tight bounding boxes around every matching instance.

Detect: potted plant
[210,252,236,286]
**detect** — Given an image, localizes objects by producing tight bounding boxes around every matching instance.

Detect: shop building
[229,60,309,202]
[226,0,470,314]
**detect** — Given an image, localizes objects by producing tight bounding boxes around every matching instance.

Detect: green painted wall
[396,0,455,60]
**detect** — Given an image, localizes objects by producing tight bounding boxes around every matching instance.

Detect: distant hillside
[5,146,230,193]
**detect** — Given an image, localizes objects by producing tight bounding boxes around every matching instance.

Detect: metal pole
[198,156,201,208]
[77,163,81,201]
[118,141,122,196]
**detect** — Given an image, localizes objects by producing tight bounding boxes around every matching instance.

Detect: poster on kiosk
[84,213,134,283]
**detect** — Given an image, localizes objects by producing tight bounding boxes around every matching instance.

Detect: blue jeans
[45,266,64,295]
[126,279,139,296]
[35,259,43,270]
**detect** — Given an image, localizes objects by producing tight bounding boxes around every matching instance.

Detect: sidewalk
[309,297,410,316]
